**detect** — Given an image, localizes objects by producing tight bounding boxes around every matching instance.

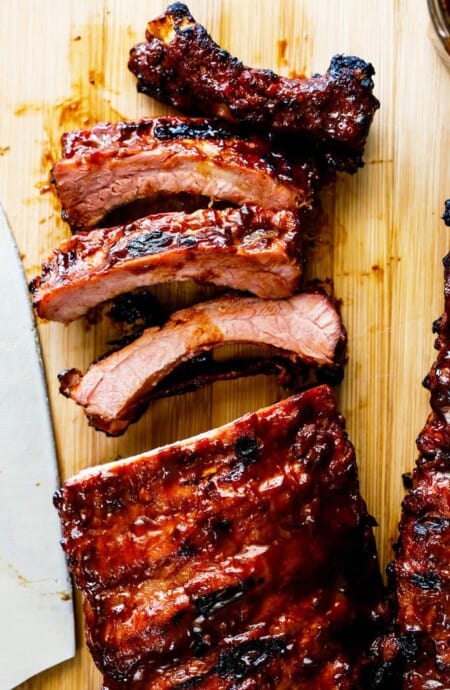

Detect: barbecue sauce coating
[128,3,379,173]
[29,205,304,323]
[51,116,320,232]
[55,385,386,689]
[372,249,450,689]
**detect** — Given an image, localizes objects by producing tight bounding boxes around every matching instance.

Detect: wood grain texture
[0,1,448,688]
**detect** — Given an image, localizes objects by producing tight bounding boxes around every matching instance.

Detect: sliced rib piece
[128,3,379,173]
[51,116,319,231]
[372,251,450,689]
[58,291,346,436]
[30,205,304,324]
[54,385,386,689]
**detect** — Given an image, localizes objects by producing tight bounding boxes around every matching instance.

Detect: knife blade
[0,204,75,689]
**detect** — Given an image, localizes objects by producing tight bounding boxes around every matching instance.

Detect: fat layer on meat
[54,385,386,689]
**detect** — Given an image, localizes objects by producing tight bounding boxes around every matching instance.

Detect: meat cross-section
[30,205,304,323]
[58,291,346,436]
[51,117,319,232]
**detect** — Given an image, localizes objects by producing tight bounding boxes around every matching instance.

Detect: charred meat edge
[371,244,450,688]
[128,3,379,173]
[51,116,319,231]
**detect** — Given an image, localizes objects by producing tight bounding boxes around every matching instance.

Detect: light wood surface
[0,1,448,688]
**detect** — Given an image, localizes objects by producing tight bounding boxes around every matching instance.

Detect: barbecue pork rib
[59,291,346,436]
[51,117,319,232]
[372,251,450,689]
[30,205,304,323]
[128,3,379,174]
[54,385,386,689]
[443,198,450,227]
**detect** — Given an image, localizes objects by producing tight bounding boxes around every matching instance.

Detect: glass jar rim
[428,0,450,44]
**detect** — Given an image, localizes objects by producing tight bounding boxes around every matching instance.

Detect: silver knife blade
[0,205,75,690]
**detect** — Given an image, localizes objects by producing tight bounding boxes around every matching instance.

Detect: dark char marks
[153,118,238,141]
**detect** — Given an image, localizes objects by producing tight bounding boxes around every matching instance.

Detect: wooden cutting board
[0,1,448,688]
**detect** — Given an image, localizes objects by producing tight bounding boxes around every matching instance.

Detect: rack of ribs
[372,250,450,689]
[128,3,379,173]
[54,384,387,689]
[58,290,346,436]
[29,205,305,324]
[51,116,320,232]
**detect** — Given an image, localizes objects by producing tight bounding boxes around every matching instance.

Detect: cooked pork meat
[54,385,386,689]
[123,349,342,411]
[443,198,450,227]
[58,291,346,436]
[30,205,304,323]
[128,3,379,173]
[51,117,319,231]
[372,251,450,689]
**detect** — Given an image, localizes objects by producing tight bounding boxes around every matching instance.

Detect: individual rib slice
[30,205,304,323]
[372,251,450,689]
[58,291,346,436]
[128,3,379,173]
[54,385,386,689]
[51,116,318,231]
